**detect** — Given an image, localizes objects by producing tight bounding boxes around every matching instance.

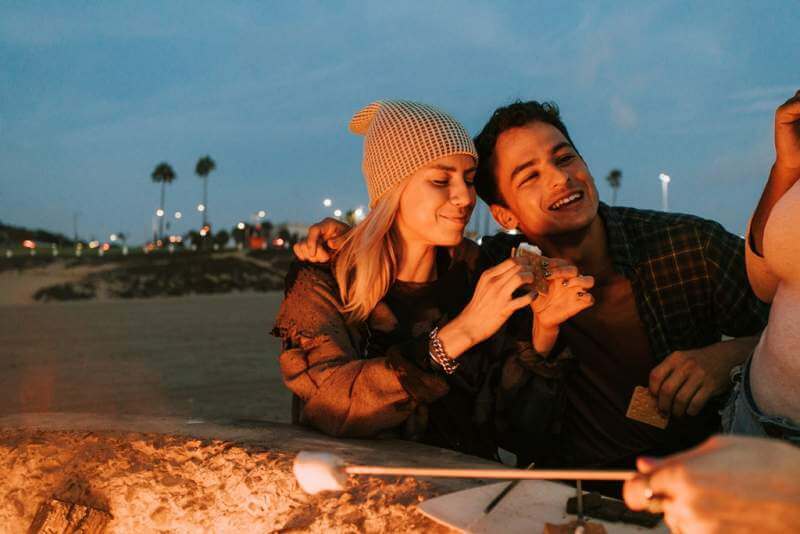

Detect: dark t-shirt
[376,248,500,459]
[558,271,717,468]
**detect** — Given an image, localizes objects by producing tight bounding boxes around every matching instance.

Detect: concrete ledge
[0,413,498,533]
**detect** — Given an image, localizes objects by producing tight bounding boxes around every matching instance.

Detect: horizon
[1,2,798,245]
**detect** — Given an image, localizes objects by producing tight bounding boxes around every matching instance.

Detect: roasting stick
[347,465,634,480]
[293,452,635,494]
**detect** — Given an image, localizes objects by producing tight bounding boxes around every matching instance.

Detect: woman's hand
[530,258,595,355]
[437,257,537,359]
[623,435,800,534]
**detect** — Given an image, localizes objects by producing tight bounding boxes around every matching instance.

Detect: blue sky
[1,1,798,244]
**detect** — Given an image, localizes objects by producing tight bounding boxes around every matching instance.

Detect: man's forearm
[750,163,800,255]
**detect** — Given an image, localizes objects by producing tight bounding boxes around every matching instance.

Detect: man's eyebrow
[550,141,573,155]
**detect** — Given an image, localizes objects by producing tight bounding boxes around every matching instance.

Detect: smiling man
[475,100,769,470]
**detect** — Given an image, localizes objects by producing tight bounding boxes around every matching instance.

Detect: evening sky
[1,1,798,244]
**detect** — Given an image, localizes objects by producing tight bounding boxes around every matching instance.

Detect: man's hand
[649,336,758,417]
[293,217,350,263]
[624,435,800,534]
[774,89,800,172]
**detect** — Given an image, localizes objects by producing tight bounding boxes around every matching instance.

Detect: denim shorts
[721,355,800,445]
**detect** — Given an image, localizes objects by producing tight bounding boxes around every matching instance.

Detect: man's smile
[548,190,584,211]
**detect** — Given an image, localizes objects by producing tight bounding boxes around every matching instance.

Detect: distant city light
[109,234,118,241]
[89,240,100,249]
[237,222,246,230]
[659,173,671,212]
[322,198,332,207]
[197,204,206,212]
[22,240,36,249]
[354,207,365,221]
[174,211,182,219]
[156,208,165,217]
[333,209,342,217]
[257,210,267,218]
[101,243,111,251]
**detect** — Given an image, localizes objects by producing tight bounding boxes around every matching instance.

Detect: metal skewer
[483,462,535,515]
[575,480,585,533]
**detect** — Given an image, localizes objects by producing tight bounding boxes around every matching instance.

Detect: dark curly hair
[473,101,579,206]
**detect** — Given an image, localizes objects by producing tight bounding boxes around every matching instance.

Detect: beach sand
[0,286,494,533]
[0,291,292,422]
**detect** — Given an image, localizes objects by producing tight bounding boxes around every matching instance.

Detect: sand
[0,414,498,533]
[0,292,292,421]
[0,281,496,532]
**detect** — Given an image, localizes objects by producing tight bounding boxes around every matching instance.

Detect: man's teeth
[550,193,583,210]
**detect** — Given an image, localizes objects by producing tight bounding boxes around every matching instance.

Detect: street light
[156,208,165,217]
[323,198,332,208]
[237,222,246,230]
[333,209,343,218]
[658,173,671,212]
[174,211,182,220]
[197,204,206,212]
[257,210,267,219]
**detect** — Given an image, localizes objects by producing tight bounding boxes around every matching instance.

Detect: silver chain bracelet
[429,326,459,375]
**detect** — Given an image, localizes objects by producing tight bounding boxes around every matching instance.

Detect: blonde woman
[273,101,593,459]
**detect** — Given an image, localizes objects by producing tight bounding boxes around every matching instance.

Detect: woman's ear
[490,204,519,232]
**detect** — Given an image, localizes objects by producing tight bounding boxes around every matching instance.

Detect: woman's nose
[449,179,473,207]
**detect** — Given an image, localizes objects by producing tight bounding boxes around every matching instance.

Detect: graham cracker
[514,243,549,295]
[626,386,669,429]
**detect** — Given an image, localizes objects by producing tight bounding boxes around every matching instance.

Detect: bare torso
[750,180,800,423]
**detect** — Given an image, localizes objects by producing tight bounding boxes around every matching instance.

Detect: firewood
[28,498,111,534]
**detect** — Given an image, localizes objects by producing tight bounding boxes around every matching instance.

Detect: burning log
[28,498,111,534]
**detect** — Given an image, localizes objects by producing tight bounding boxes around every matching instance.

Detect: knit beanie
[349,100,478,207]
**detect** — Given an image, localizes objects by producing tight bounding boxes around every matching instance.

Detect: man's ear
[489,203,519,231]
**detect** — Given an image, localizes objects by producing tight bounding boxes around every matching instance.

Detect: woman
[273,100,593,459]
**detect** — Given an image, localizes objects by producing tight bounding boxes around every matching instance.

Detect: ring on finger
[643,478,665,514]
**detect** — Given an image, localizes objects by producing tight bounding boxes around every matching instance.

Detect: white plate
[418,480,668,533]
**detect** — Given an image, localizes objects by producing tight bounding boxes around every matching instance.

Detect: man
[471,100,766,470]
[295,100,768,471]
[725,88,800,442]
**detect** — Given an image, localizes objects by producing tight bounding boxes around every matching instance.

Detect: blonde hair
[333,183,406,323]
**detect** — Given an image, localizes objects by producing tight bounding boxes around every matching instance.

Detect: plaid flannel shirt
[481,203,769,361]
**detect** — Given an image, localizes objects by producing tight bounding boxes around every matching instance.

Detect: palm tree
[195,155,216,227]
[151,162,177,241]
[606,168,622,206]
